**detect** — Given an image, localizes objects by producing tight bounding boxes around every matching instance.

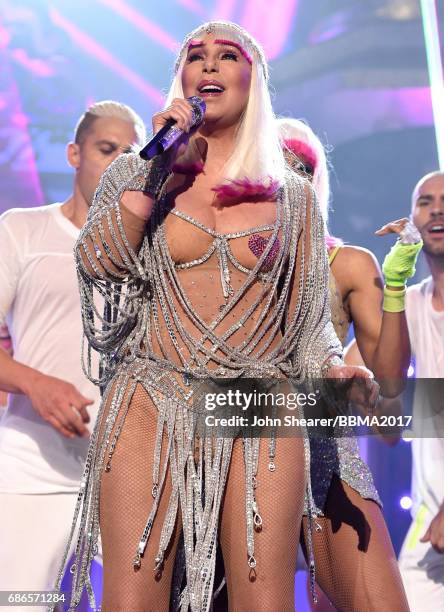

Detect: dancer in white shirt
[382,171,444,610]
[0,101,145,598]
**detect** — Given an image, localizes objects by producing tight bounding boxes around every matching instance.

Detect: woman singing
[55,22,374,611]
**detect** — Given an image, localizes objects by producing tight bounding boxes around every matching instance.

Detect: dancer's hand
[420,506,444,553]
[326,364,380,414]
[26,372,93,439]
[375,217,422,294]
[375,217,410,236]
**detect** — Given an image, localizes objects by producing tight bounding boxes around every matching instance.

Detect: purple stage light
[240,0,298,60]
[49,7,164,105]
[177,0,208,18]
[0,23,44,213]
[97,0,180,53]
[10,48,54,77]
[212,0,237,21]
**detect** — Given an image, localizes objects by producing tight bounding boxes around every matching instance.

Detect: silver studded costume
[53,152,342,611]
[306,260,382,515]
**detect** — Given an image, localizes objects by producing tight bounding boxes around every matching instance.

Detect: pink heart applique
[248,234,280,271]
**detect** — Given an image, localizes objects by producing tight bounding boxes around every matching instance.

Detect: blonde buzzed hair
[74,100,146,147]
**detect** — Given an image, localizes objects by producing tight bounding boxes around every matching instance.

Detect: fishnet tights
[301,475,409,612]
[219,436,305,612]
[98,383,306,612]
[99,384,181,612]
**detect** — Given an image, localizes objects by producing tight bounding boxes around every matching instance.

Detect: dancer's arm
[0,216,92,438]
[288,179,377,411]
[344,338,402,445]
[331,246,409,398]
[0,347,92,438]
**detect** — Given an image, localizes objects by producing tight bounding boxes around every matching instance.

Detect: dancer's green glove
[378,219,423,312]
[382,240,423,288]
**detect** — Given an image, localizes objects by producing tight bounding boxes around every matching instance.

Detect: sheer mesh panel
[100,384,181,611]
[219,436,305,611]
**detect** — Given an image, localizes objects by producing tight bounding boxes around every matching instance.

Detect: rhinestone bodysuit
[52,152,342,611]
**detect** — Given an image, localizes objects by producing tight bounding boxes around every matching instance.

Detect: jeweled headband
[174,21,269,81]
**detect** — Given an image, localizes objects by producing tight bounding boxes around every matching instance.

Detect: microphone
[139,96,206,161]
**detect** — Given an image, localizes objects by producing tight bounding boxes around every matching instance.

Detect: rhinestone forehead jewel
[174,20,269,80]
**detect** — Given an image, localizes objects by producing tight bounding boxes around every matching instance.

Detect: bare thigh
[302,475,409,612]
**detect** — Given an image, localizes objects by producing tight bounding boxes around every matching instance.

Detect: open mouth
[197,81,225,97]
[428,224,444,235]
